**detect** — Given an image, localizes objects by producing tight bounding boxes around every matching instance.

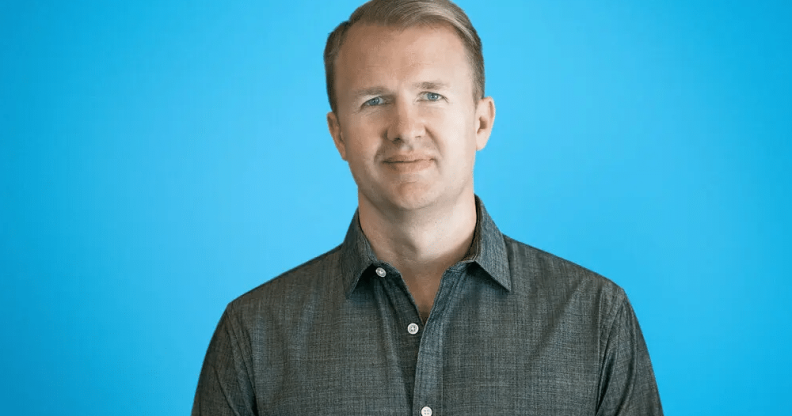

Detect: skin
[327,23,496,322]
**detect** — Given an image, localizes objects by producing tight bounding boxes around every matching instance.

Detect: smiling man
[326,19,494,324]
[193,1,663,415]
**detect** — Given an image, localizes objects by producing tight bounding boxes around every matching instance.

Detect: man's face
[327,23,495,213]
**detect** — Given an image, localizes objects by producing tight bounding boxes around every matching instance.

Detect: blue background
[2,0,790,414]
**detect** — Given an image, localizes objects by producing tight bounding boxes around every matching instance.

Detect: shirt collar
[339,195,512,298]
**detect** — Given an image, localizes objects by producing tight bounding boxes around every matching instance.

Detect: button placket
[411,268,463,416]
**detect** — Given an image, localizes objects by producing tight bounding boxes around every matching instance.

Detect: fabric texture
[193,196,663,415]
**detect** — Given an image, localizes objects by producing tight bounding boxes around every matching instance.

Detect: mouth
[383,154,433,163]
[382,156,434,173]
[384,159,429,164]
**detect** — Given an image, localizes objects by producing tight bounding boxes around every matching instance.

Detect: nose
[386,100,424,143]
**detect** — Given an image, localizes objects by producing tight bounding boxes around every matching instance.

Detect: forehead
[334,23,472,94]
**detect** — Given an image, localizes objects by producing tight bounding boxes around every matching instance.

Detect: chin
[384,183,443,212]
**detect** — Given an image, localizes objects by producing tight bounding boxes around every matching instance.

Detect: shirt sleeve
[596,296,664,416]
[192,304,257,416]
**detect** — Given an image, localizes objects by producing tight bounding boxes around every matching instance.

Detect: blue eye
[363,97,383,106]
[425,92,442,101]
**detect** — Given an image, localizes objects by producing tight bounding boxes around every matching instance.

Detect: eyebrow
[351,81,450,101]
[352,87,389,101]
[414,81,449,91]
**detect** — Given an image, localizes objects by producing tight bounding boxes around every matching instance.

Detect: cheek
[436,112,477,152]
[341,131,377,170]
[343,114,384,143]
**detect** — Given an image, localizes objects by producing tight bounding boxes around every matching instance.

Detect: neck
[358,191,477,279]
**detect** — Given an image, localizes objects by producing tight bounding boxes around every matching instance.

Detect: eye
[423,92,443,101]
[363,96,383,107]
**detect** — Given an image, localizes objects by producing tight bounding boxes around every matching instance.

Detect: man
[193,0,663,414]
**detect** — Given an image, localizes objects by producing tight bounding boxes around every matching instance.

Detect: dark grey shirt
[193,197,663,415]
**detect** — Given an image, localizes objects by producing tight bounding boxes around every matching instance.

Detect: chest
[250,274,603,415]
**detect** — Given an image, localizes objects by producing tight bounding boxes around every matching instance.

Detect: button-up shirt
[193,197,663,415]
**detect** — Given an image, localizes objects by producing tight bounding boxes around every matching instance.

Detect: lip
[382,157,433,173]
[383,154,433,163]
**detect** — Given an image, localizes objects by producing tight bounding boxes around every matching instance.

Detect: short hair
[323,0,485,114]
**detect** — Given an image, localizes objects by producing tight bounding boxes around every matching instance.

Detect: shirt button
[407,323,419,335]
[421,406,432,416]
[375,267,386,277]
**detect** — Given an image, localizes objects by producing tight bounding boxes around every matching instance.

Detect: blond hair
[323,0,485,114]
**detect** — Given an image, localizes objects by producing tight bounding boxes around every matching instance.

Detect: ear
[474,97,496,151]
[327,111,347,161]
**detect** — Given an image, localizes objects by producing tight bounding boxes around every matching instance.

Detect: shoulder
[225,244,346,319]
[502,234,627,315]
